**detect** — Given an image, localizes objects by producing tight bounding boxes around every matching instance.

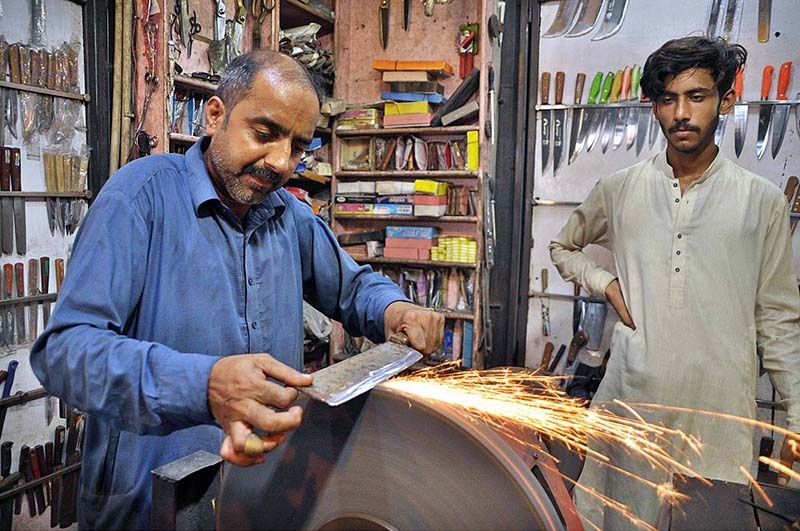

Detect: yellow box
[414,179,448,196]
[384,101,433,116]
[466,131,479,171]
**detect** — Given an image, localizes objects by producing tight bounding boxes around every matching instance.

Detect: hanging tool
[771,61,792,159]
[789,177,800,235]
[758,0,771,42]
[586,71,614,152]
[251,0,273,50]
[403,0,410,30]
[714,110,727,146]
[27,259,38,343]
[733,67,747,158]
[625,65,640,151]
[40,257,50,329]
[14,263,24,345]
[547,344,567,373]
[573,72,602,162]
[488,66,497,145]
[379,0,390,49]
[540,72,552,173]
[566,0,605,38]
[567,72,587,165]
[720,0,743,44]
[636,94,651,155]
[539,342,554,371]
[177,0,190,49]
[0,441,13,529]
[755,64,774,160]
[0,360,17,438]
[1,147,12,254]
[187,11,201,58]
[541,0,581,38]
[3,265,13,346]
[592,0,628,41]
[458,23,478,79]
[552,71,566,176]
[18,446,35,517]
[783,176,798,206]
[10,148,24,255]
[706,0,722,37]
[600,69,623,153]
[232,0,247,56]
[540,268,551,337]
[55,258,64,295]
[647,97,661,150]
[215,0,227,41]
[612,65,631,150]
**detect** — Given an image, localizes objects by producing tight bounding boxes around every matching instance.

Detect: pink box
[385,237,437,249]
[384,248,430,260]
[413,194,448,206]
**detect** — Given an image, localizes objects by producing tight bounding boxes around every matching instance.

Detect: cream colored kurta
[549,151,800,529]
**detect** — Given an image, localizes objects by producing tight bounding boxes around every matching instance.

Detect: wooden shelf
[357,256,477,269]
[315,127,332,136]
[173,75,218,94]
[335,170,478,179]
[337,215,478,222]
[437,310,475,320]
[0,191,91,199]
[336,126,479,137]
[169,133,199,144]
[0,80,90,102]
[282,0,335,36]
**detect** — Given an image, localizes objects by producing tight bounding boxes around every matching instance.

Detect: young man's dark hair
[641,36,747,101]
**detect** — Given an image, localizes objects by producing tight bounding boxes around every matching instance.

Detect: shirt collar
[654,147,725,185]
[185,137,287,221]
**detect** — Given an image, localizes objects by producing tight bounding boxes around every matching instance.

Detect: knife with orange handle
[40,257,50,329]
[771,61,792,159]
[755,64,775,160]
[2,264,12,346]
[14,263,24,344]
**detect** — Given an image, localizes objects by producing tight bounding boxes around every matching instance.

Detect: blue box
[385,226,438,239]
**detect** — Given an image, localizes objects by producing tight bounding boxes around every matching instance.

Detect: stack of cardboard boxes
[383,226,438,260]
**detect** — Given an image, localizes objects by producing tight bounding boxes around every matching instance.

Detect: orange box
[384,247,430,260]
[372,60,398,71]
[413,194,448,206]
[385,237,438,249]
[396,61,453,77]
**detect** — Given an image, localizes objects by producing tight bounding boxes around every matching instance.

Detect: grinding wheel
[217,385,566,530]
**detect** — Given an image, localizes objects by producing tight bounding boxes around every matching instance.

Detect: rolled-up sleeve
[30,192,218,436]
[755,197,800,432]
[295,208,407,343]
[548,181,617,298]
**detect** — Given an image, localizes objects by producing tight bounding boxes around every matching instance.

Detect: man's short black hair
[641,37,747,101]
[215,50,321,116]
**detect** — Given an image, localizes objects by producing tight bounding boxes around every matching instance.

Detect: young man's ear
[205,96,226,136]
[718,87,736,116]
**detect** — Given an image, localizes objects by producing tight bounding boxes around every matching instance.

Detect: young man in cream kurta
[550,37,800,529]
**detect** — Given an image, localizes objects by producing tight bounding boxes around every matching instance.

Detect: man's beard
[207,143,284,205]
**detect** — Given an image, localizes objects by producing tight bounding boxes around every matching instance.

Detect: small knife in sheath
[10,148,24,255]
[27,258,38,342]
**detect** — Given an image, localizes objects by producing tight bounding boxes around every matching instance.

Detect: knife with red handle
[13,263,24,344]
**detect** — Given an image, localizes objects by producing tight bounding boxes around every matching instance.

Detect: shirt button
[673,183,678,188]
[248,278,254,286]
[676,251,681,255]
[674,198,680,203]
[677,234,682,239]
[675,267,680,273]
[251,322,258,329]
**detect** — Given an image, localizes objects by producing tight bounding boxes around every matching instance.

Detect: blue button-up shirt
[30,138,406,529]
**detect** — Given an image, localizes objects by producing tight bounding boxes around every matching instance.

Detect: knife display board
[525,0,800,476]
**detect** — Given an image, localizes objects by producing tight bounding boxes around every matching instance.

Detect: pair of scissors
[251,0,274,49]
[187,10,201,58]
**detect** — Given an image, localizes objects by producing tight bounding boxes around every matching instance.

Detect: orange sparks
[739,466,773,508]
[759,456,800,483]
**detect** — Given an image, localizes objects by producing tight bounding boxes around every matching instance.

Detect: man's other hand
[778,433,800,486]
[208,354,312,466]
[605,279,636,330]
[383,301,445,355]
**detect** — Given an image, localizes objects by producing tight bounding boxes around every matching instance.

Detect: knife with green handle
[586,72,614,152]
[601,69,623,153]
[626,65,641,151]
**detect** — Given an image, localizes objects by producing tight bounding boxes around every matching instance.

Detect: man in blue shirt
[30,51,443,529]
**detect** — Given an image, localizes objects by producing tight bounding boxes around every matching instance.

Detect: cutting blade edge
[566,0,606,37]
[553,109,566,175]
[625,107,638,150]
[591,0,628,41]
[542,0,583,38]
[734,104,748,158]
[770,105,789,158]
[755,105,772,159]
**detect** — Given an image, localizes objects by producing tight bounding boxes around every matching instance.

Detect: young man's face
[652,67,733,154]
[204,70,319,214]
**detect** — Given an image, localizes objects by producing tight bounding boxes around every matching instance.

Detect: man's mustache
[668,123,701,134]
[241,164,282,185]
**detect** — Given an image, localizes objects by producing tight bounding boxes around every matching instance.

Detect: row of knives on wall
[0,257,62,348]
[539,61,797,176]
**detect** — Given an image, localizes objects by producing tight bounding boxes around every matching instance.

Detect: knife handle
[554,71,565,105]
[587,72,603,104]
[3,265,11,300]
[541,72,551,105]
[630,65,641,101]
[27,259,38,296]
[53,426,65,467]
[540,341,554,370]
[44,442,54,473]
[761,65,774,100]
[2,361,17,399]
[11,148,21,192]
[19,446,35,517]
[573,73,586,104]
[55,258,64,292]
[776,61,792,100]
[599,72,614,104]
[40,257,50,295]
[1,442,11,478]
[1,148,10,192]
[541,268,548,292]
[734,67,744,99]
[619,66,631,102]
[14,263,23,299]
[609,70,623,104]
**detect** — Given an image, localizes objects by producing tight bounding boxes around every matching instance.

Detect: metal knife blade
[379,0,389,49]
[40,257,50,329]
[14,263,24,344]
[733,68,747,158]
[771,61,792,159]
[0,148,12,254]
[755,64,775,160]
[758,0,771,42]
[540,72,552,172]
[648,108,660,150]
[553,72,567,176]
[586,72,614,152]
[706,0,722,37]
[591,0,628,41]
[636,97,651,155]
[714,113,728,146]
[10,148,24,255]
[601,69,623,153]
[720,0,743,44]
[28,258,38,342]
[612,66,631,150]
[796,92,800,142]
[542,0,582,38]
[403,0,410,31]
[625,65,641,150]
[566,0,605,37]
[568,72,588,165]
